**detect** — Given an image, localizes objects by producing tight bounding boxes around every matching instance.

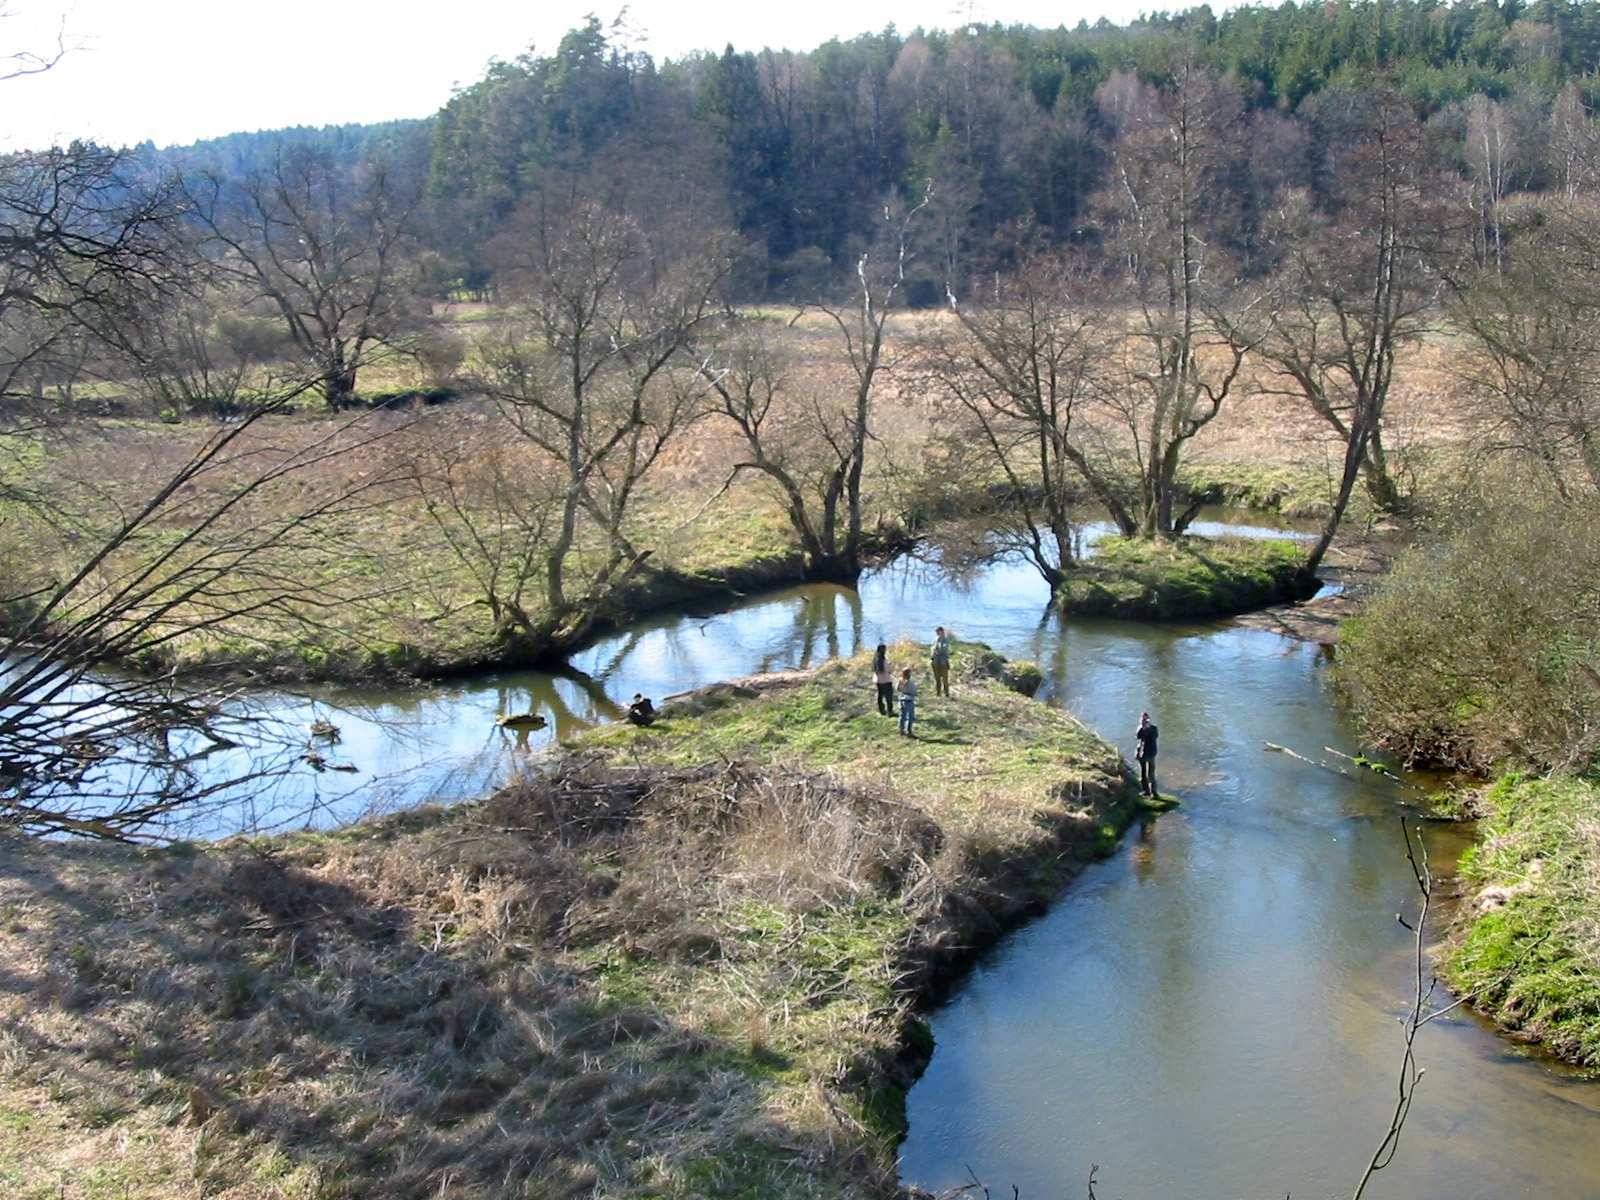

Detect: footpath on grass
[0,640,1160,1200]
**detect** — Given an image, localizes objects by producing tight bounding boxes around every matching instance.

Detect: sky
[1,0,1178,150]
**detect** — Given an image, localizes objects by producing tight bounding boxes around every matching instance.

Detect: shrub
[410,328,467,385]
[1339,491,1600,773]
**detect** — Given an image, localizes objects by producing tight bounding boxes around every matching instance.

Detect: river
[64,513,1600,1195]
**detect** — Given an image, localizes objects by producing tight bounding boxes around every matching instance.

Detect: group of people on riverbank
[871,629,1161,795]
[872,627,953,737]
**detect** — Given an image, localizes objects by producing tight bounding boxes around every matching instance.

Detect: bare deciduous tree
[1464,94,1519,273]
[1260,88,1447,572]
[189,143,421,409]
[1548,82,1599,201]
[0,142,190,412]
[1095,57,1254,539]
[1452,195,1600,499]
[0,3,64,82]
[0,33,423,841]
[1,350,405,838]
[933,246,1112,589]
[403,413,560,651]
[697,194,927,582]
[476,196,733,647]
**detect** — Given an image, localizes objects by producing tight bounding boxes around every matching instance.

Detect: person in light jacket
[898,668,919,737]
[930,626,952,696]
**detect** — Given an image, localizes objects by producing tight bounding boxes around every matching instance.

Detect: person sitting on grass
[898,668,918,737]
[626,694,657,727]
[872,643,895,716]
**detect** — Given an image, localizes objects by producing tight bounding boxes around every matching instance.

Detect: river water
[73,514,1600,1194]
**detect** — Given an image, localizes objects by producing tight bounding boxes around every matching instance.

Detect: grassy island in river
[1058,534,1315,620]
[0,642,1147,1199]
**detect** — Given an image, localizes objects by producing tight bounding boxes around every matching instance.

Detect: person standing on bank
[1135,711,1159,795]
[930,626,952,697]
[898,668,919,737]
[872,643,895,716]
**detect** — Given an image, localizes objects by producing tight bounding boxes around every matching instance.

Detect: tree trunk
[804,550,861,585]
[1361,427,1405,514]
[1307,420,1374,576]
[322,365,358,410]
[1149,443,1185,539]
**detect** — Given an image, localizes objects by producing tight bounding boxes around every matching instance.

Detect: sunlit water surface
[24,512,1600,1194]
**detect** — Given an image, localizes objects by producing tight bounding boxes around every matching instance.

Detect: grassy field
[0,405,811,680]
[0,308,1476,682]
[0,642,1145,1199]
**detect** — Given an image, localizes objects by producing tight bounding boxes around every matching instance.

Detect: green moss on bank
[1446,773,1600,1069]
[1058,534,1316,619]
[0,649,1136,1198]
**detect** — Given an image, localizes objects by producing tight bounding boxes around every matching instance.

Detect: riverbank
[1324,491,1600,1071]
[0,502,1324,692]
[0,642,1143,1199]
[1233,524,1405,644]
[1444,773,1600,1071]
[0,393,1387,688]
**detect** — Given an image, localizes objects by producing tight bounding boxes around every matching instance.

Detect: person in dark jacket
[626,694,657,727]
[1135,711,1158,795]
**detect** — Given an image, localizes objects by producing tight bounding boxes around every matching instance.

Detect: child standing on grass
[898,668,918,737]
[873,643,895,716]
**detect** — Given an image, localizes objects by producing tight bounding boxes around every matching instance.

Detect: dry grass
[0,402,802,678]
[0,650,1132,1198]
[0,313,1484,681]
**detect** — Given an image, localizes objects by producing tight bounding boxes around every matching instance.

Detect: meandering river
[66,513,1600,1195]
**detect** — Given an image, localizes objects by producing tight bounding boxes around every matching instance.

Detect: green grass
[1058,534,1316,619]
[1446,772,1600,1069]
[581,641,1121,827]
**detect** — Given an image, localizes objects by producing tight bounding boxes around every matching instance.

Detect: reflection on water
[14,507,1600,1191]
[898,628,1600,1199]
[76,507,1304,838]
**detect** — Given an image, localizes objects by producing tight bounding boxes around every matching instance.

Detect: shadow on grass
[0,785,897,1199]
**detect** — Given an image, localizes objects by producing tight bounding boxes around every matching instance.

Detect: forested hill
[426,1,1600,296]
[155,119,430,177]
[162,1,1600,298]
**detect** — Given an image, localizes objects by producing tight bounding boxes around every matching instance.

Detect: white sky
[1,0,1171,150]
